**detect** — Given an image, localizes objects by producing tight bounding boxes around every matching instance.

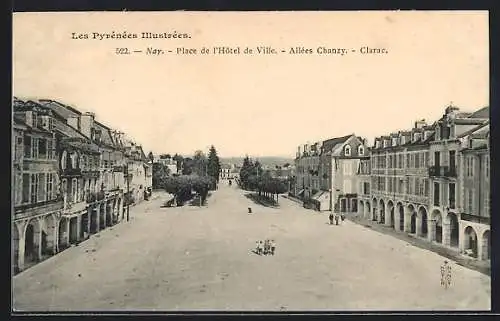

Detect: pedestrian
[270,240,276,255]
[341,213,345,222]
[257,241,263,255]
[264,240,270,255]
[329,213,334,225]
[335,214,339,225]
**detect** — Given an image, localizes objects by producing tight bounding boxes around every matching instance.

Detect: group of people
[255,239,276,256]
[329,213,345,225]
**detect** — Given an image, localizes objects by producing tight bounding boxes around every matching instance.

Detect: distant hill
[220,156,294,168]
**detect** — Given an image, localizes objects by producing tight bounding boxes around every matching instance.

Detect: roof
[454,118,487,125]
[38,99,82,119]
[321,134,352,153]
[54,118,87,139]
[61,138,101,154]
[457,121,490,139]
[468,106,489,119]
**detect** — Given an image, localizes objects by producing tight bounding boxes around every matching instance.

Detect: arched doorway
[464,226,478,258]
[58,217,68,250]
[90,206,98,234]
[372,198,378,221]
[418,207,428,238]
[387,201,394,228]
[99,203,106,230]
[482,230,490,260]
[379,199,385,224]
[431,210,442,243]
[106,201,113,226]
[447,213,459,247]
[365,202,371,220]
[12,224,20,273]
[407,204,416,233]
[398,203,404,231]
[359,200,364,217]
[42,214,57,256]
[24,219,40,265]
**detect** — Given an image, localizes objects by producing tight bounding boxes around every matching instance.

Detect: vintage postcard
[12,11,490,312]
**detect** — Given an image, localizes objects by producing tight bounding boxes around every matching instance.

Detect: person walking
[335,214,340,225]
[329,213,334,225]
[270,240,276,255]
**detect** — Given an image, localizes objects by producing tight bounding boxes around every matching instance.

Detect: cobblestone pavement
[13,184,490,311]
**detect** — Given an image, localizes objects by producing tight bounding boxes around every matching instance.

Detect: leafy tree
[173,154,183,173]
[193,150,207,176]
[147,151,154,163]
[152,162,170,189]
[182,157,194,175]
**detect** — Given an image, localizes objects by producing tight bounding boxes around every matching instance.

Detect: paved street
[13,183,490,311]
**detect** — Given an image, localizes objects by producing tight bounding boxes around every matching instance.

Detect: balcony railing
[429,166,457,178]
[62,167,82,177]
[460,213,490,225]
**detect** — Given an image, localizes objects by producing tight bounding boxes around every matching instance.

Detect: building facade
[12,97,151,273]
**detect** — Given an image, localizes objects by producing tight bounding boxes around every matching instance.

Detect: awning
[312,191,329,201]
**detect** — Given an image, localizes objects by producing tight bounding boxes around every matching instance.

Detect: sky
[13,11,489,158]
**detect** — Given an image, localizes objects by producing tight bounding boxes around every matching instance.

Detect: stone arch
[407,204,416,234]
[446,212,459,247]
[12,224,20,273]
[24,218,41,265]
[99,202,106,230]
[365,202,371,220]
[387,200,395,228]
[463,226,478,258]
[371,198,378,221]
[431,209,443,243]
[417,206,428,238]
[379,199,385,224]
[58,217,69,250]
[359,200,364,216]
[106,200,113,226]
[482,230,490,261]
[397,202,404,231]
[42,214,57,256]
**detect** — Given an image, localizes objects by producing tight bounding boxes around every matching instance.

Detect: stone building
[12,99,63,273]
[457,121,490,261]
[428,105,489,249]
[12,97,150,273]
[356,155,371,217]
[294,135,369,212]
[370,122,434,235]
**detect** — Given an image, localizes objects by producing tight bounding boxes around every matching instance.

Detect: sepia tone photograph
[11,11,490,312]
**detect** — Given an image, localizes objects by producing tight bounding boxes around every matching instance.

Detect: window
[70,152,78,169]
[401,136,405,145]
[24,135,32,158]
[38,138,47,159]
[433,182,440,206]
[38,173,46,201]
[344,145,351,156]
[46,173,54,201]
[71,178,78,203]
[61,151,67,169]
[449,183,455,209]
[32,112,38,128]
[358,145,364,155]
[31,137,39,159]
[424,179,429,196]
[22,173,30,203]
[47,139,53,159]
[30,174,39,204]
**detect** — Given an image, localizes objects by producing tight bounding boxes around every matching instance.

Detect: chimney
[80,112,95,139]
[414,119,426,129]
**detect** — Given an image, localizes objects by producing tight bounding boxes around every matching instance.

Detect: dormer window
[400,136,406,145]
[344,145,351,156]
[383,140,388,148]
[358,145,364,155]
[375,140,380,148]
[392,138,397,146]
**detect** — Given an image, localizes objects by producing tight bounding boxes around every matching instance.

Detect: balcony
[428,166,457,178]
[113,165,124,172]
[85,190,106,203]
[460,213,490,225]
[62,167,82,177]
[64,200,87,213]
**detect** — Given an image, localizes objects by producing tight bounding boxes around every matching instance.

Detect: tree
[182,157,194,175]
[207,145,221,183]
[152,162,170,189]
[147,151,154,163]
[193,150,207,176]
